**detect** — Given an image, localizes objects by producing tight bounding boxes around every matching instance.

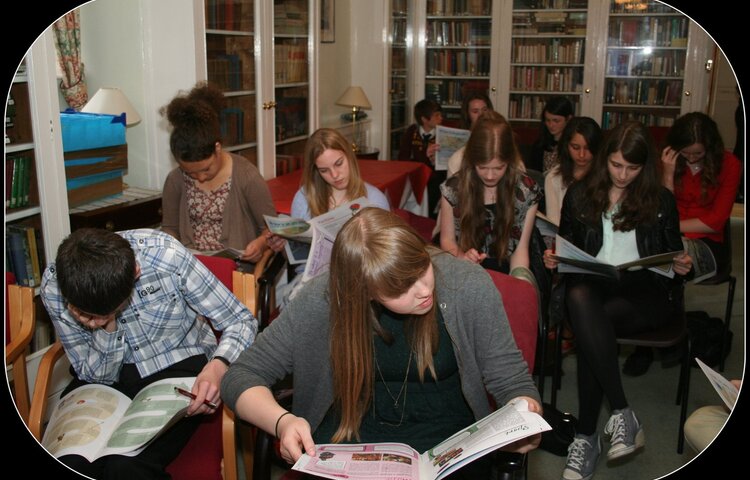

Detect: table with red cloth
[266,160,432,215]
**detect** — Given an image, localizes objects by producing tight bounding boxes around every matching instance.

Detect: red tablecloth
[266,160,432,215]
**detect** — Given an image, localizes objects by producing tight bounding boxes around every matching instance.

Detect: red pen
[174,386,219,409]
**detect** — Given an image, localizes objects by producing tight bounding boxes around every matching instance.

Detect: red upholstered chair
[393,208,437,243]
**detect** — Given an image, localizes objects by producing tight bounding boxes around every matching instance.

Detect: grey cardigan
[221,252,540,432]
[161,153,276,251]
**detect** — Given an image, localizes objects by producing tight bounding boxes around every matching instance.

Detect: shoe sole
[562,469,594,480]
[607,429,645,461]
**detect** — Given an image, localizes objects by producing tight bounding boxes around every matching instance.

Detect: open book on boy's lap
[292,399,550,480]
[552,235,680,280]
[41,377,197,462]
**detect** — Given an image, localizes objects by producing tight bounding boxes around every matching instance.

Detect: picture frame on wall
[321,0,335,43]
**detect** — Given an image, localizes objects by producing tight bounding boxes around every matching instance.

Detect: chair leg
[677,337,691,454]
[551,321,564,409]
[252,429,273,480]
[718,276,736,372]
[536,322,547,402]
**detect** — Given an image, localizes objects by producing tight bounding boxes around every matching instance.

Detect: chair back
[486,270,538,374]
[393,208,437,243]
[5,281,36,422]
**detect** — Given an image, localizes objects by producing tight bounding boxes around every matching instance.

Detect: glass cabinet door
[204,0,258,164]
[424,0,493,126]
[389,0,412,159]
[602,0,689,129]
[508,0,589,125]
[273,0,310,159]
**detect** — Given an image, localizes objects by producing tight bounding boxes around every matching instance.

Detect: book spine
[7,228,31,286]
[26,226,42,286]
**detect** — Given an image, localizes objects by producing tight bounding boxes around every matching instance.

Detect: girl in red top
[661,112,741,277]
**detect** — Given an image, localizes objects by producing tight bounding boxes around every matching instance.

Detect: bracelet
[275,411,293,439]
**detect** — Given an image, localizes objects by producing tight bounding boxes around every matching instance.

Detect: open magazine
[551,235,680,280]
[264,197,371,282]
[41,377,197,462]
[434,125,470,171]
[695,358,739,410]
[292,399,551,480]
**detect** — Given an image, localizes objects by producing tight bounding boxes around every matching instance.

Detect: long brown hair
[456,111,522,261]
[581,121,660,231]
[329,208,439,442]
[666,112,725,201]
[302,128,367,217]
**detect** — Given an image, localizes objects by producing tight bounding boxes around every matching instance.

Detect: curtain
[53,10,88,109]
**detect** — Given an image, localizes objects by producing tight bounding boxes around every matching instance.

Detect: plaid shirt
[41,229,257,384]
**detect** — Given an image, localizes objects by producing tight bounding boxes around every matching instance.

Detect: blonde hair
[457,112,522,261]
[328,208,439,442]
[302,128,367,217]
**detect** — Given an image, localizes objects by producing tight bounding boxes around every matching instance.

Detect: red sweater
[674,150,741,243]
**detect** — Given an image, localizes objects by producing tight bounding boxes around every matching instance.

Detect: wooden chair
[251,269,539,480]
[28,249,278,480]
[6,278,36,423]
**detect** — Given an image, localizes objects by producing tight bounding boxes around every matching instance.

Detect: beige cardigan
[161,153,276,251]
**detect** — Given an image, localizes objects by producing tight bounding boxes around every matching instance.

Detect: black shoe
[622,347,653,377]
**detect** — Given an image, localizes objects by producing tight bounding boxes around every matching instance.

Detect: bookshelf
[202,0,314,177]
[4,32,70,357]
[389,0,413,159]
[507,0,589,123]
[601,1,691,128]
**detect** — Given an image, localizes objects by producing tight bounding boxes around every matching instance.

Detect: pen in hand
[174,386,219,409]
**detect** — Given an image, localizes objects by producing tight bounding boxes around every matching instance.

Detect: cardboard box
[60,110,126,152]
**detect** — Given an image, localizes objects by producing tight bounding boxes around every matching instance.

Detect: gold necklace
[373,349,413,426]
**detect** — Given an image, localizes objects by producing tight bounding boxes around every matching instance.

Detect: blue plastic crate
[60,109,126,152]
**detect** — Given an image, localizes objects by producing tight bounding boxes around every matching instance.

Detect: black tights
[566,271,674,435]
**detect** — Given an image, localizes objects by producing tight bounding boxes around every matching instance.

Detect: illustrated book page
[434,125,470,172]
[41,377,195,462]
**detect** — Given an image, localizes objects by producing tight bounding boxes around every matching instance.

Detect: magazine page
[264,214,313,243]
[310,197,372,237]
[695,358,739,410]
[552,235,618,278]
[42,384,132,462]
[434,126,470,171]
[98,377,195,458]
[293,443,421,480]
[41,377,195,462]
[421,399,551,480]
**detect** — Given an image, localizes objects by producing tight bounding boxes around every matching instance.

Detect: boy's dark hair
[414,99,441,127]
[55,229,136,315]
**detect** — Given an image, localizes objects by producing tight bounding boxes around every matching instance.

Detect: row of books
[391,17,408,44]
[607,17,689,48]
[426,0,490,16]
[510,66,583,93]
[426,50,491,77]
[514,0,588,9]
[512,38,584,64]
[425,79,489,107]
[275,92,308,142]
[606,50,685,78]
[601,110,676,130]
[604,78,683,107]
[426,20,491,47]
[274,42,308,84]
[205,0,253,32]
[6,224,45,288]
[274,0,308,36]
[220,102,257,145]
[508,94,579,120]
[609,1,673,14]
[6,155,34,209]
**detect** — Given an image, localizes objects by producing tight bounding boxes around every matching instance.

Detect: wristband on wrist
[275,411,293,438]
[213,356,230,367]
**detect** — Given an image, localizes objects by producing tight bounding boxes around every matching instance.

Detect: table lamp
[81,87,141,126]
[336,86,371,153]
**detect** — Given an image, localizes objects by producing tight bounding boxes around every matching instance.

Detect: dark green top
[313,307,474,452]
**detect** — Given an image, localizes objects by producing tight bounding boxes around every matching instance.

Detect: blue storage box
[60,110,126,152]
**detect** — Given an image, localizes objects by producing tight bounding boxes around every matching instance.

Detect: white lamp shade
[81,87,141,125]
[336,86,372,109]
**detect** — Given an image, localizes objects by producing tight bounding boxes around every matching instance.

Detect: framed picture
[321,0,335,43]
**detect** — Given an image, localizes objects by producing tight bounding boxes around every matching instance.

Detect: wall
[78,0,201,190]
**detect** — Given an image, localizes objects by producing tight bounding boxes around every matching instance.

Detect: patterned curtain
[53,10,88,109]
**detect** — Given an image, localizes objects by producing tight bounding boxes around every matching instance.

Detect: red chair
[393,208,437,243]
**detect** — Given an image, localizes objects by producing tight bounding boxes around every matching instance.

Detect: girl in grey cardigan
[222,208,541,466]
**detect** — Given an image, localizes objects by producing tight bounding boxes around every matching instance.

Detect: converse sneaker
[562,433,601,480]
[604,407,645,460]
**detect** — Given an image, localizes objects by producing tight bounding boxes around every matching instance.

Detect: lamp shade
[336,86,372,109]
[81,87,141,126]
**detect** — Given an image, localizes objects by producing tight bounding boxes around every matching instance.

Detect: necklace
[373,348,413,426]
[687,161,703,174]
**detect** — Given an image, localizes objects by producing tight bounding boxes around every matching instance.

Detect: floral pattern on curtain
[54,10,88,109]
